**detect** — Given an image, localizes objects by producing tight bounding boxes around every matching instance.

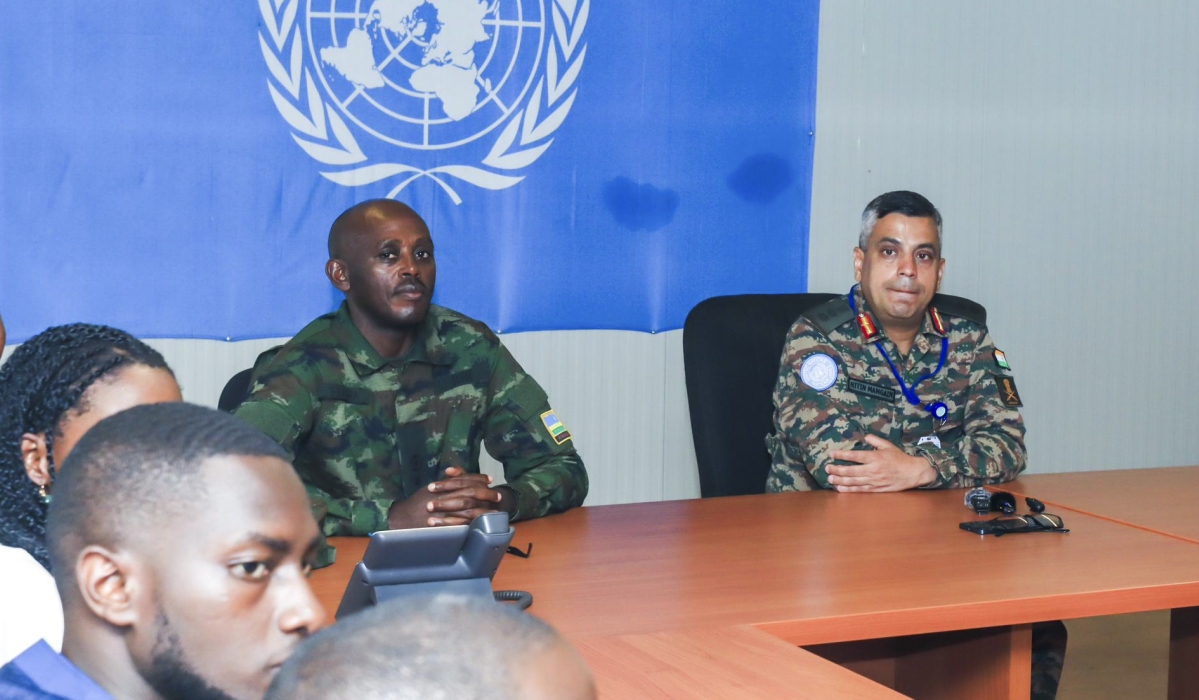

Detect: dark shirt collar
[330,302,453,375]
[3,640,114,700]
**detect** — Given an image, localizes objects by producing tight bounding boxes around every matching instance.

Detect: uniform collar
[923,303,949,339]
[851,286,948,344]
[330,302,454,376]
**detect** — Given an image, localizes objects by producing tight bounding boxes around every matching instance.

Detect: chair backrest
[682,292,987,498]
[217,368,255,413]
[683,293,836,498]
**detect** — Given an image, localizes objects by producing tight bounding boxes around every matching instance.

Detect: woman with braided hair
[0,323,181,662]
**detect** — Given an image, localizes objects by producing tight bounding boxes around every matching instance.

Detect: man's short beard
[143,612,238,700]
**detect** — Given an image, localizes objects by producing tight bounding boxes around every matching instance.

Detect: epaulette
[252,345,284,371]
[801,297,855,336]
[930,294,987,327]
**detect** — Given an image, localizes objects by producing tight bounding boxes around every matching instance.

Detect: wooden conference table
[310,469,1199,700]
[1005,466,1199,544]
[1003,466,1199,699]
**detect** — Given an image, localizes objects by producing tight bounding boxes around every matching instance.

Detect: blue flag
[0,0,819,341]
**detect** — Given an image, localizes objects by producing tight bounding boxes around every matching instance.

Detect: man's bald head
[323,200,438,351]
[267,595,596,700]
[328,199,429,259]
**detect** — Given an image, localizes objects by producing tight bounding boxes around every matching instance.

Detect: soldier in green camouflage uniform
[765,191,1063,700]
[235,200,587,567]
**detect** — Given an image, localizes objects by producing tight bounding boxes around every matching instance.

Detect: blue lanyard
[848,285,949,421]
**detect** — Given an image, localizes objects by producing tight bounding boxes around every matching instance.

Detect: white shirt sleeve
[0,544,64,664]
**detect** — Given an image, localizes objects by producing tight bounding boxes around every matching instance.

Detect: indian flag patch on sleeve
[540,409,573,445]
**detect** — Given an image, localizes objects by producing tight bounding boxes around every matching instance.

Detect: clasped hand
[826,434,937,492]
[387,466,511,529]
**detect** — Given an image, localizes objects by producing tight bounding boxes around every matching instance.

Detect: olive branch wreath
[258,0,588,204]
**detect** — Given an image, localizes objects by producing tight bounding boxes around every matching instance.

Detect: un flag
[0,1,819,340]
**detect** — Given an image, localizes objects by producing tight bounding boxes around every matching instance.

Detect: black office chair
[217,368,256,413]
[218,345,284,413]
[683,292,987,499]
[683,293,836,498]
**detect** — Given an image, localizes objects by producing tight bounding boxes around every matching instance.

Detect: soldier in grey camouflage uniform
[235,200,587,567]
[765,191,1063,700]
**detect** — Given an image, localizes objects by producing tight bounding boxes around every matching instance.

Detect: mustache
[394,279,428,294]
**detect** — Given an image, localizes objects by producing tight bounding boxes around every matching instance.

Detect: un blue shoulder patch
[799,353,838,392]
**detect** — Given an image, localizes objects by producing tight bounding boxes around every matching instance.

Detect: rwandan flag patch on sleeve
[540,409,573,445]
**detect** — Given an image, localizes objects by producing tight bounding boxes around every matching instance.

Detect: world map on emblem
[799,354,838,392]
[308,0,546,150]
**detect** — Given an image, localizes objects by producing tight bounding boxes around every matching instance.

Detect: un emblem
[258,0,588,203]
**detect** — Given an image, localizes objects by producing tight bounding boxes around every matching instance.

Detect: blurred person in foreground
[267,594,594,700]
[0,403,326,699]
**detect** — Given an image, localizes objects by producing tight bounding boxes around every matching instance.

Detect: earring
[38,483,52,503]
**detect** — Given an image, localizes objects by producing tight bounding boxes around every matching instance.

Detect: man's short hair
[46,403,287,594]
[267,596,560,700]
[858,190,943,250]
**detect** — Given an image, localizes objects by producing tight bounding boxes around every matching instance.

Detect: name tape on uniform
[845,378,897,403]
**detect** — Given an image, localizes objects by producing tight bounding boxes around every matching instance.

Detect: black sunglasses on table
[960,512,1069,537]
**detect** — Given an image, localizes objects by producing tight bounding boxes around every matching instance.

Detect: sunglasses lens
[1027,514,1062,529]
[995,517,1026,531]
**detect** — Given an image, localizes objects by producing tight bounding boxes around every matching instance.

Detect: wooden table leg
[894,625,1031,700]
[808,625,1032,700]
[1169,606,1199,700]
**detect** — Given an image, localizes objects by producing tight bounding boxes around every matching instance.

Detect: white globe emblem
[799,354,838,392]
[259,0,588,202]
[309,0,544,150]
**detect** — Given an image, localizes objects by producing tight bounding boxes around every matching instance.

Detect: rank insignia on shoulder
[994,375,1023,407]
[929,307,947,335]
[855,313,881,342]
[540,409,573,445]
[994,349,1011,371]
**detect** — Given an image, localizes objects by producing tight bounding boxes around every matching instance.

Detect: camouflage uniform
[235,303,588,564]
[765,287,1063,700]
[766,287,1026,491]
